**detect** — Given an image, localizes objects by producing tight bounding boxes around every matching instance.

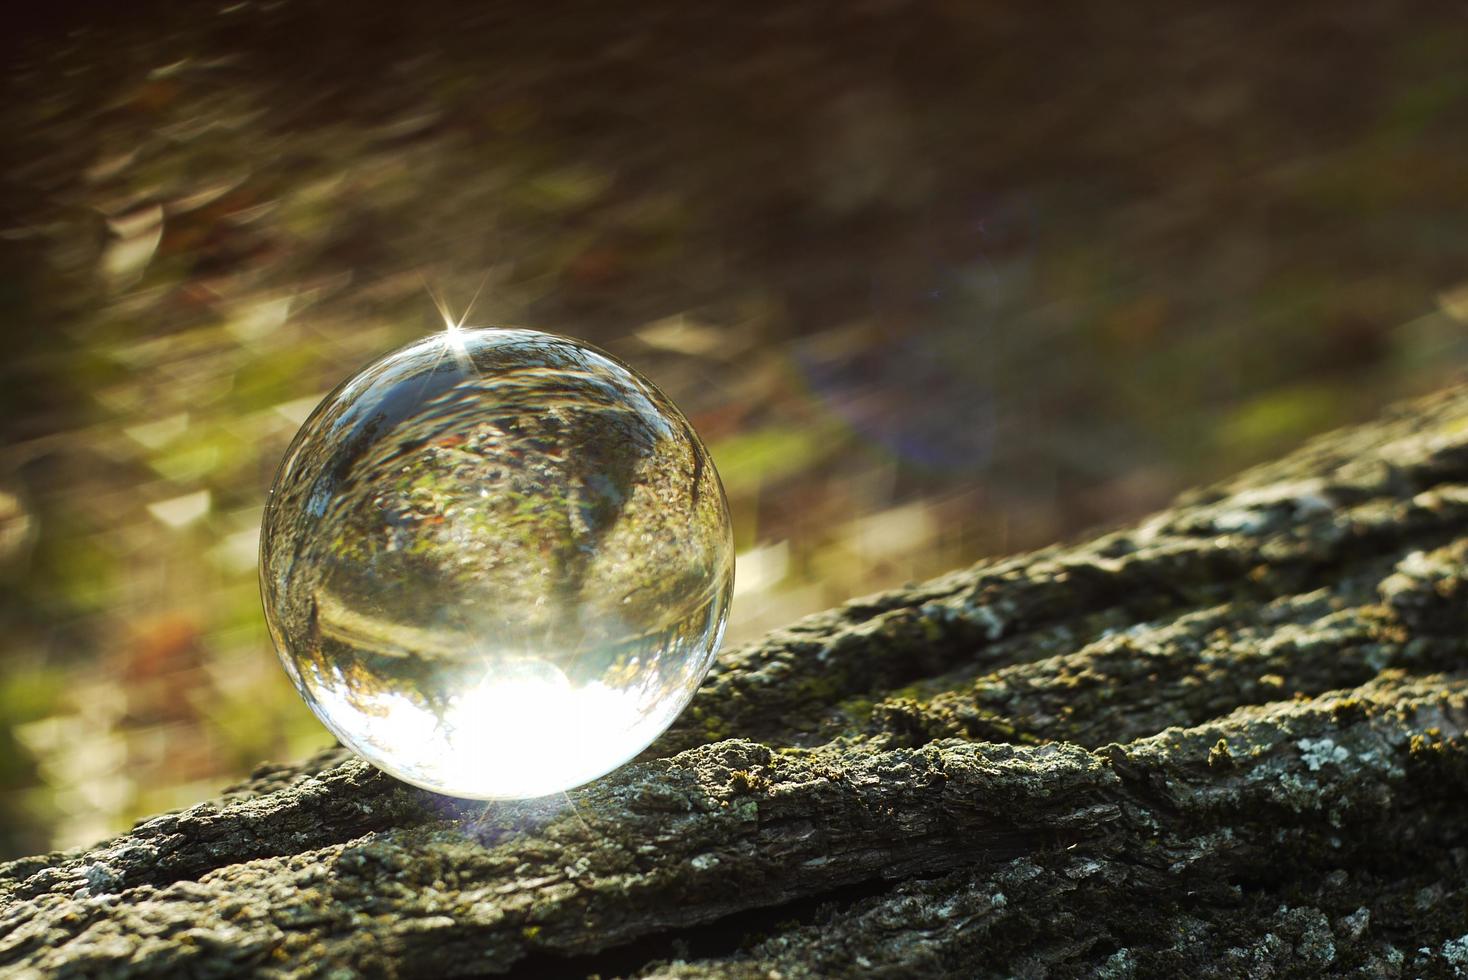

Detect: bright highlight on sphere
[259,328,733,799]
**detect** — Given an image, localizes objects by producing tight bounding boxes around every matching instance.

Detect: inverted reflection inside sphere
[259,328,733,799]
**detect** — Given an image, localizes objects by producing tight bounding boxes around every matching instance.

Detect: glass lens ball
[260,328,733,799]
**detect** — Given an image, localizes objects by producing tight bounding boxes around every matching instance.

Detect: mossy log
[7,388,1468,978]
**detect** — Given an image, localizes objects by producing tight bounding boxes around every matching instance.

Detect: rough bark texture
[7,388,1468,978]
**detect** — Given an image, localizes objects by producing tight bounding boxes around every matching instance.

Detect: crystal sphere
[259,328,733,799]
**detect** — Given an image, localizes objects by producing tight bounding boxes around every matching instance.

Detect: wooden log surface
[6,387,1468,978]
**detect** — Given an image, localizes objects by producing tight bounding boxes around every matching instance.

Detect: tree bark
[6,387,1468,978]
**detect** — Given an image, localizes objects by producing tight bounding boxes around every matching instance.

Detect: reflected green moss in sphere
[259,328,733,799]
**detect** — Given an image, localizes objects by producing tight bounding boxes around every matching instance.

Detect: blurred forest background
[2,0,1466,858]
